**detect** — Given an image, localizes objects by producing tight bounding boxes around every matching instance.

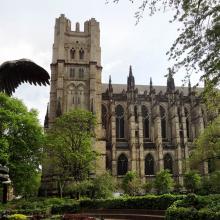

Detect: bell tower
[47,14,105,176]
[49,14,102,125]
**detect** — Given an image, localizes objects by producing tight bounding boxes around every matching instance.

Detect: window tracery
[116,105,125,139]
[117,154,128,175]
[142,105,150,139]
[164,153,173,174]
[79,48,84,60]
[160,106,166,139]
[145,154,154,175]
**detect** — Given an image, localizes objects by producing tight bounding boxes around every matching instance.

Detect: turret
[127,65,135,91]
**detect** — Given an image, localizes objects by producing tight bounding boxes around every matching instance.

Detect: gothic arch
[160,105,167,139]
[164,153,173,174]
[70,48,75,59]
[117,154,128,175]
[115,105,125,139]
[142,105,150,139]
[145,153,154,175]
[79,48,84,59]
[134,105,138,123]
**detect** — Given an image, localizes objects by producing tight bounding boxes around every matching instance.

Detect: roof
[101,83,202,96]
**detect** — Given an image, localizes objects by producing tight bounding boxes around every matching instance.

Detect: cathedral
[41,14,209,194]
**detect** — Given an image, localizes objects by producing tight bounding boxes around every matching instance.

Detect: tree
[154,170,174,194]
[190,115,220,166]
[0,93,44,196]
[45,109,98,198]
[122,171,142,196]
[184,170,201,193]
[110,0,220,110]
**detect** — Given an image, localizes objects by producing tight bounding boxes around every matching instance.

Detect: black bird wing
[0,59,50,95]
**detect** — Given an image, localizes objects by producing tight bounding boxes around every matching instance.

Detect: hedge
[165,194,220,220]
[51,194,184,214]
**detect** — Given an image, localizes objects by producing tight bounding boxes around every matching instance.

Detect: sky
[0,0,200,125]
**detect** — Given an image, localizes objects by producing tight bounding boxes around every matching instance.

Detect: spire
[166,68,175,93]
[127,65,135,91]
[150,77,153,93]
[188,79,191,94]
[44,104,49,128]
[108,75,113,93]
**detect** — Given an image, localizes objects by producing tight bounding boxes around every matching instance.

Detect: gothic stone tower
[41,15,106,195]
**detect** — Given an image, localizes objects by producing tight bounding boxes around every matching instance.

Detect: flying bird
[0,59,50,96]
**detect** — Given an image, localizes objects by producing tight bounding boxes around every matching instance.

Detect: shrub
[184,171,201,193]
[142,181,153,194]
[8,214,27,220]
[154,170,174,194]
[121,171,142,196]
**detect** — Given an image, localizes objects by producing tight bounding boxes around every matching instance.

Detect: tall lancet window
[79,48,84,60]
[184,108,190,139]
[134,105,138,123]
[70,48,75,59]
[142,105,150,139]
[116,105,125,139]
[145,154,154,175]
[160,106,166,139]
[102,104,107,129]
[164,153,173,174]
[117,154,128,175]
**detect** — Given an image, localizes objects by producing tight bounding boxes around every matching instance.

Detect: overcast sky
[0,0,200,124]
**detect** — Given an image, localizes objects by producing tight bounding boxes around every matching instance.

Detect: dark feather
[0,59,50,95]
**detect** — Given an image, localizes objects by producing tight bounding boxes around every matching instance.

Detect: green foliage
[0,93,44,196]
[80,194,184,210]
[191,115,220,166]
[45,109,98,197]
[184,171,201,193]
[166,194,220,220]
[91,172,116,199]
[154,170,174,194]
[121,171,142,196]
[66,180,93,199]
[8,214,27,220]
[142,181,153,194]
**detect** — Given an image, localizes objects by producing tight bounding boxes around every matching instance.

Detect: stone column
[127,103,137,172]
[138,105,145,179]
[109,101,117,176]
[153,103,163,171]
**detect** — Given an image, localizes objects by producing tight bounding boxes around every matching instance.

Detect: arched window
[164,154,173,174]
[117,154,128,175]
[79,48,84,60]
[160,106,166,139]
[70,48,75,59]
[142,106,150,139]
[102,105,107,129]
[184,108,190,139]
[70,68,75,78]
[116,105,124,139]
[145,154,154,175]
[79,68,84,78]
[134,106,138,123]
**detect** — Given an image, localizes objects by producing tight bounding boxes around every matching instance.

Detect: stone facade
[41,15,209,194]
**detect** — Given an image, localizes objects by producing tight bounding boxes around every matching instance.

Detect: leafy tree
[184,170,201,193]
[154,169,174,194]
[122,171,142,196]
[0,93,44,196]
[142,180,153,194]
[209,171,220,193]
[190,115,220,166]
[110,0,220,88]
[45,109,98,198]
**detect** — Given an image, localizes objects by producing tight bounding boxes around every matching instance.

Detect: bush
[121,171,142,196]
[8,214,27,220]
[166,194,220,220]
[154,170,174,194]
[79,194,184,210]
[51,202,80,214]
[184,171,201,193]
